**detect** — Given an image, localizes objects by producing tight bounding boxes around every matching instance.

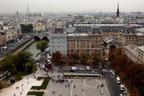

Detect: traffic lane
[0,36,33,58]
[106,72,121,96]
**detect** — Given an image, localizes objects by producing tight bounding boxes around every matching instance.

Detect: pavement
[0,66,47,96]
[0,74,43,96]
[44,71,111,96]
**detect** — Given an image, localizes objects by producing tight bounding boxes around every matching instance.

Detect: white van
[70,67,78,72]
[120,84,125,91]
[116,77,121,84]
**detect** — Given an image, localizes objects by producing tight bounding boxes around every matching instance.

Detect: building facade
[0,32,5,46]
[67,33,104,56]
[50,33,67,55]
[49,23,144,59]
[125,45,144,64]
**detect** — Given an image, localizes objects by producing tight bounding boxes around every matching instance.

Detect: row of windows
[68,43,102,48]
[68,50,102,56]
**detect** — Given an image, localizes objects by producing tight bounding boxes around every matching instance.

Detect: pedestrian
[68,83,70,87]
[65,84,67,88]
[52,90,55,94]
[20,92,22,95]
[82,88,84,91]
[73,85,76,88]
[101,84,104,87]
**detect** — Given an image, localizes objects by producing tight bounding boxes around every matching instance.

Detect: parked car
[110,70,116,75]
[120,84,125,91]
[70,67,78,72]
[116,76,121,84]
[86,67,92,71]
[123,93,127,96]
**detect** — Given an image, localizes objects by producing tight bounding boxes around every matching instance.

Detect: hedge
[27,92,44,96]
[64,74,102,78]
[31,77,50,90]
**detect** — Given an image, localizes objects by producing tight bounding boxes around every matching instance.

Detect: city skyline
[0,0,144,13]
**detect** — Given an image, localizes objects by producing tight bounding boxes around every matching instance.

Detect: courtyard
[44,72,111,96]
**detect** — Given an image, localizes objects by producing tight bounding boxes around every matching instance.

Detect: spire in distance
[27,0,30,14]
[116,3,120,17]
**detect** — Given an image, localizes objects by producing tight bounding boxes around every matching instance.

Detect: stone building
[67,33,103,56]
[49,29,67,55]
[50,23,144,58]
[0,32,5,46]
[125,45,144,64]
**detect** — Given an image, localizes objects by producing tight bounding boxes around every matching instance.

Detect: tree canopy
[108,48,144,95]
[36,40,48,52]
[0,51,36,74]
[20,24,33,33]
[52,51,62,65]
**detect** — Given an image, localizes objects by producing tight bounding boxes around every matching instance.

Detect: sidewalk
[0,74,43,96]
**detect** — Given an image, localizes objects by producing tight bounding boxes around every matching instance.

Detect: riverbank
[23,41,41,58]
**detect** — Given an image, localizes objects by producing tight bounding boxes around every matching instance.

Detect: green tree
[0,54,16,74]
[25,59,36,74]
[36,40,48,52]
[0,51,34,73]
[14,51,32,72]
[20,24,33,33]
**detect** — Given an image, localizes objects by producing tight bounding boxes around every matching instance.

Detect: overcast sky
[0,0,143,13]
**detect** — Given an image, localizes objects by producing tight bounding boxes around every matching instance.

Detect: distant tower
[116,3,120,17]
[16,11,19,16]
[27,0,30,14]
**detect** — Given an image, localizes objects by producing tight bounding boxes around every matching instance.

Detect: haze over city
[0,0,144,13]
[0,0,144,96]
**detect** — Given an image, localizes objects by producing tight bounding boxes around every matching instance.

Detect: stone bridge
[33,32,49,41]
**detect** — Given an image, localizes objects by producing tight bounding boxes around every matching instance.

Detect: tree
[0,54,16,74]
[20,24,33,33]
[52,51,62,65]
[80,52,89,65]
[87,59,93,65]
[14,51,32,72]
[0,51,35,75]
[36,40,48,52]
[65,57,71,67]
[93,56,100,66]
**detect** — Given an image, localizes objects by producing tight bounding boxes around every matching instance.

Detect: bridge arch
[42,36,49,41]
[34,36,40,41]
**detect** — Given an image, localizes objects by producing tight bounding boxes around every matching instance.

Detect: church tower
[116,3,120,17]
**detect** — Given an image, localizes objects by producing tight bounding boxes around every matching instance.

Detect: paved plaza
[44,72,111,96]
[0,69,111,96]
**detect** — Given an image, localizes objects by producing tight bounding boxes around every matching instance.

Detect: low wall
[14,39,34,54]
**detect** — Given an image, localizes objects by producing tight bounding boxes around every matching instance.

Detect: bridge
[33,32,49,41]
[0,32,49,59]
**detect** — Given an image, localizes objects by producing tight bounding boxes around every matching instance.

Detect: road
[105,72,121,96]
[0,34,34,59]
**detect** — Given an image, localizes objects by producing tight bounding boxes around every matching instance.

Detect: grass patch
[27,92,44,96]
[31,77,50,90]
